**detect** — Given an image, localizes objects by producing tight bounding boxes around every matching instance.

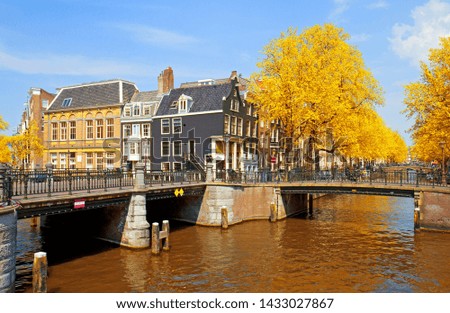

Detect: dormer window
[62,98,72,107]
[133,105,140,116]
[124,107,131,117]
[178,94,193,113]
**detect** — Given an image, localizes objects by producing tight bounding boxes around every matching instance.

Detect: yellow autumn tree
[248,24,384,169]
[0,116,10,163]
[404,36,450,163]
[9,120,44,168]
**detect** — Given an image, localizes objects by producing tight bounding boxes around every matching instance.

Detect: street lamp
[440,141,446,184]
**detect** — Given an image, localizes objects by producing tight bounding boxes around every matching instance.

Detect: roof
[155,83,232,116]
[130,90,162,103]
[47,79,138,111]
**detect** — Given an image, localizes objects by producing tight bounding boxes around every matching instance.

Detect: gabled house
[151,72,259,173]
[43,79,138,169]
[121,67,173,170]
[18,88,55,169]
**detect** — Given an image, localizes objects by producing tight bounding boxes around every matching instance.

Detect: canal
[15,194,450,292]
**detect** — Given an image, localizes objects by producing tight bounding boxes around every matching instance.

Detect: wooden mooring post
[221,206,229,229]
[151,220,170,255]
[32,252,47,293]
[270,202,277,222]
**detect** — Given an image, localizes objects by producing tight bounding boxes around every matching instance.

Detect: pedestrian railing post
[104,170,108,192]
[46,164,54,195]
[68,171,72,195]
[23,173,28,200]
[87,169,91,193]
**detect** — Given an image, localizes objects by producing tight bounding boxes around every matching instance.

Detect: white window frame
[172,117,182,134]
[161,119,170,134]
[173,140,182,156]
[161,141,170,157]
[123,124,131,138]
[132,124,140,137]
[86,120,93,139]
[142,123,150,138]
[161,162,170,171]
[173,162,182,171]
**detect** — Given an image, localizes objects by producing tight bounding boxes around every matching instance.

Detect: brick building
[43,79,138,169]
[18,88,56,169]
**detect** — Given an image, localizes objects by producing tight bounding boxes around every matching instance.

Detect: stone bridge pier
[120,163,150,248]
[0,205,17,292]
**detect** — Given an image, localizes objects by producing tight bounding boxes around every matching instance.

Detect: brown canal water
[15,194,450,293]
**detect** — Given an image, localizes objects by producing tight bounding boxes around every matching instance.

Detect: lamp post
[224,133,230,181]
[440,141,446,184]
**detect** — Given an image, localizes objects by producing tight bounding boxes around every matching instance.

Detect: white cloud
[350,33,371,43]
[0,49,147,76]
[115,24,199,47]
[367,0,389,9]
[329,0,351,19]
[390,0,450,66]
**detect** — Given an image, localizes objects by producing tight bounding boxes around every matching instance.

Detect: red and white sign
[271,156,277,164]
[74,199,86,209]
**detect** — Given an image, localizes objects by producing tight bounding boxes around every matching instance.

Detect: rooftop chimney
[229,70,238,80]
[158,67,174,94]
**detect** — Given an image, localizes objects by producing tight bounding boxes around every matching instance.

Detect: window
[96,119,104,139]
[124,107,131,117]
[246,104,252,116]
[143,105,151,115]
[142,124,150,138]
[161,141,170,156]
[132,124,140,137]
[96,152,103,169]
[238,118,243,136]
[42,100,49,109]
[161,119,170,134]
[179,100,187,112]
[60,122,67,140]
[173,162,182,171]
[50,153,57,166]
[129,142,139,155]
[246,120,251,137]
[224,115,230,134]
[173,141,182,156]
[133,105,140,116]
[172,118,182,133]
[106,119,114,138]
[161,162,170,171]
[51,123,58,140]
[69,153,76,169]
[61,98,72,107]
[86,120,93,139]
[231,116,237,135]
[59,153,66,169]
[253,121,258,138]
[231,99,239,112]
[123,124,131,137]
[86,153,93,169]
[171,101,178,108]
[106,153,115,169]
[69,121,76,140]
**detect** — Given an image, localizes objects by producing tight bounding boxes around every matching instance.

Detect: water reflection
[15,194,450,293]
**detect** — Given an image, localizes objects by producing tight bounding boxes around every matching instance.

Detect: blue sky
[1,0,450,145]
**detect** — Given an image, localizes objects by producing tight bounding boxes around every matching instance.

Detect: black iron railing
[213,168,450,187]
[1,166,448,205]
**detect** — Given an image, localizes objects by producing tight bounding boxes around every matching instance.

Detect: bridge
[1,165,449,221]
[1,164,449,292]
